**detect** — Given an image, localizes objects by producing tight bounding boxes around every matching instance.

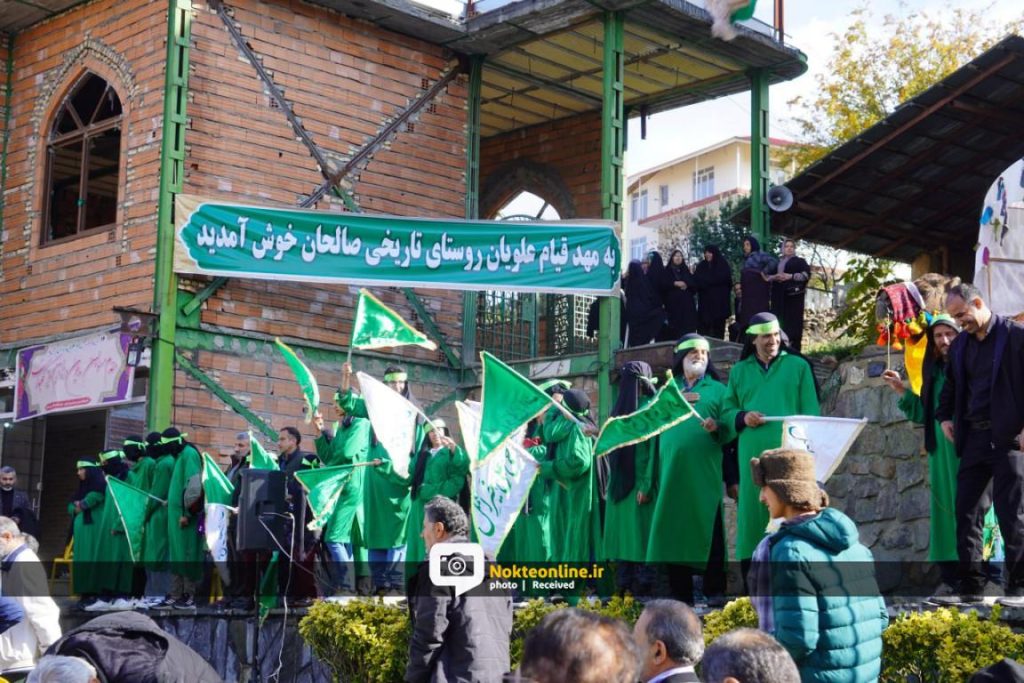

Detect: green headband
[99,449,124,463]
[383,372,407,383]
[538,379,571,393]
[158,433,187,445]
[76,460,99,469]
[123,440,147,448]
[746,320,780,336]
[674,338,710,354]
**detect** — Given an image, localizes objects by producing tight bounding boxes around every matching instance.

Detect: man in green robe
[163,428,205,608]
[68,459,105,607]
[646,334,735,604]
[402,419,469,578]
[313,396,371,594]
[141,432,174,605]
[723,312,819,563]
[96,449,135,599]
[338,361,416,594]
[883,314,1000,597]
[602,361,657,596]
[534,389,596,564]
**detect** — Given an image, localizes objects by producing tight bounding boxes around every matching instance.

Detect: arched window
[42,73,123,244]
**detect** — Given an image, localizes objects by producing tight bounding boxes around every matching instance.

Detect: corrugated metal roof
[754,34,1024,265]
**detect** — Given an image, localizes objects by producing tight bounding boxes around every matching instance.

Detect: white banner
[356,371,429,479]
[765,415,867,483]
[205,502,233,586]
[458,401,539,557]
[976,158,1024,317]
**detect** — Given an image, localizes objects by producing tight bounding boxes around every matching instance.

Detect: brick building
[0,0,803,558]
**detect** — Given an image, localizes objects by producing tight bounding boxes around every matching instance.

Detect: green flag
[274,338,320,423]
[594,380,697,458]
[731,0,757,21]
[478,351,555,462]
[201,452,234,505]
[250,432,279,471]
[294,465,354,531]
[351,288,437,351]
[258,551,279,624]
[106,476,151,564]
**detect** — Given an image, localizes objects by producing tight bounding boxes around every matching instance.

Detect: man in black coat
[405,496,512,683]
[0,468,34,537]
[633,600,704,682]
[276,426,319,602]
[935,283,1024,606]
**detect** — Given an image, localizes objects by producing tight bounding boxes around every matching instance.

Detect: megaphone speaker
[767,186,793,212]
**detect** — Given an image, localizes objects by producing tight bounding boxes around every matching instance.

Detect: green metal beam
[174,351,278,439]
[462,56,484,374]
[0,34,14,254]
[180,276,228,317]
[148,0,192,431]
[749,68,770,243]
[598,10,625,422]
[401,288,460,369]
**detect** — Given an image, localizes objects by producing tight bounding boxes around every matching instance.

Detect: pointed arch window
[42,73,123,244]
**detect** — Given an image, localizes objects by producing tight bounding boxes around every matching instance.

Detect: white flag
[204,502,233,586]
[775,415,868,482]
[357,371,428,479]
[458,401,539,557]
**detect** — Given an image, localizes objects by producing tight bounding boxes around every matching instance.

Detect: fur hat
[749,448,829,511]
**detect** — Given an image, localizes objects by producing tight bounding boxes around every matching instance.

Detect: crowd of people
[615,236,811,351]
[0,281,1020,682]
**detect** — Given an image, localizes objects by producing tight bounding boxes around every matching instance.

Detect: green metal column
[598,11,624,421]
[148,0,193,430]
[462,56,484,372]
[749,68,770,243]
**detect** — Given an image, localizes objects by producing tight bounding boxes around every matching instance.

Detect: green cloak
[537,411,594,563]
[602,393,656,563]
[314,417,371,545]
[404,444,469,573]
[69,489,105,595]
[166,444,205,580]
[143,454,175,568]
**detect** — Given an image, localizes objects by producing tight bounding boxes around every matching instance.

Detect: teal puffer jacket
[769,508,889,683]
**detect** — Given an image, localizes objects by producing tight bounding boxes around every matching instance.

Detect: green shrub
[881,606,1024,682]
[702,597,758,646]
[298,599,410,683]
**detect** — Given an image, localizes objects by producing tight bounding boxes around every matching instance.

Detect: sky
[623,0,1024,175]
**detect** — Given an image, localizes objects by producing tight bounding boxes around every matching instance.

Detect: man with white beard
[646,334,735,604]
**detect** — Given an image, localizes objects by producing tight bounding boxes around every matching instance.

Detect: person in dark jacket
[623,259,665,347]
[276,426,319,602]
[748,449,887,683]
[737,235,776,333]
[405,496,512,683]
[768,238,812,351]
[693,245,732,340]
[0,468,33,537]
[633,599,703,682]
[661,249,698,338]
[43,611,222,683]
[936,283,1024,606]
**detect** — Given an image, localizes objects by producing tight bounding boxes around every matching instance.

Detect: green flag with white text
[351,288,437,351]
[274,337,320,423]
[478,351,554,462]
[594,380,697,458]
[202,451,234,505]
[294,465,354,531]
[250,432,279,471]
[106,476,150,564]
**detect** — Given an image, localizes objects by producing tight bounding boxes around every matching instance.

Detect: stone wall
[823,345,935,591]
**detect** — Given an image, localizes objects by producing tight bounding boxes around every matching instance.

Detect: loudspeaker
[767,185,794,212]
[237,468,287,551]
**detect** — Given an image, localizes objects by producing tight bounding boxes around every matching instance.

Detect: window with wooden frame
[42,73,123,244]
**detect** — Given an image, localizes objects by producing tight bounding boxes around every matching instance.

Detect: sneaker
[108,598,137,611]
[83,599,111,612]
[997,587,1024,608]
[172,594,196,610]
[926,583,961,605]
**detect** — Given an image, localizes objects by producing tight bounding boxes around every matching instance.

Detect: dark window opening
[42,73,123,244]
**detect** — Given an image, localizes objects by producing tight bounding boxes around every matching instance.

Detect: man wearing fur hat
[748,449,887,683]
[723,312,820,565]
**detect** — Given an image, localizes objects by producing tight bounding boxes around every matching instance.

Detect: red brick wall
[479,112,603,219]
[176,0,469,447]
[0,0,167,345]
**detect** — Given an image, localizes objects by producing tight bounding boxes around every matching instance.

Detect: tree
[781,2,1024,171]
[659,195,752,280]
